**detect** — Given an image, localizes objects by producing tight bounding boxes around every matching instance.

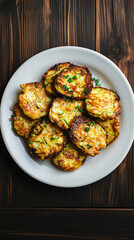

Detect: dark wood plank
[0,208,134,240]
[93,0,134,207]
[0,0,95,207]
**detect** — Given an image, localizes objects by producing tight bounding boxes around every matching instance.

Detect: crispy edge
[19,82,52,119]
[69,115,106,156]
[42,62,71,95]
[28,119,67,160]
[54,64,93,99]
[96,118,120,145]
[13,103,37,138]
[86,87,122,120]
[53,142,87,171]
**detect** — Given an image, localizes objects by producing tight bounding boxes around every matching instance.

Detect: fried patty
[19,82,52,119]
[54,64,93,99]
[85,87,121,120]
[28,119,66,160]
[43,62,71,95]
[96,118,120,145]
[13,103,37,138]
[70,116,106,156]
[53,142,87,171]
[49,97,84,130]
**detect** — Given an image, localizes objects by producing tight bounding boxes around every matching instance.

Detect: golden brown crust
[19,82,52,119]
[13,103,37,138]
[53,142,87,171]
[43,62,71,95]
[54,64,93,99]
[28,118,66,160]
[85,87,121,120]
[49,97,84,130]
[69,116,106,156]
[96,117,120,145]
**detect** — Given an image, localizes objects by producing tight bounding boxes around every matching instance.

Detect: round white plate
[0,46,134,188]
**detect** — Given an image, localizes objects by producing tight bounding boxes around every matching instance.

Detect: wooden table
[0,0,134,239]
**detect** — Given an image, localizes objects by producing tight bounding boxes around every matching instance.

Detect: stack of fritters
[12,62,121,171]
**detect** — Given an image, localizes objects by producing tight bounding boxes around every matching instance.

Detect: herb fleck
[87,144,92,149]
[92,78,101,87]
[63,86,70,90]
[68,77,73,83]
[85,127,90,132]
[72,75,77,79]
[51,137,55,140]
[76,106,84,113]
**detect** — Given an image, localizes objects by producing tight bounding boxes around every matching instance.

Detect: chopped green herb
[63,86,70,90]
[58,68,61,71]
[11,115,13,118]
[76,106,84,113]
[53,74,58,80]
[92,78,101,87]
[18,118,20,121]
[72,75,77,79]
[87,144,92,149]
[51,137,55,140]
[85,127,90,132]
[37,101,41,103]
[69,99,73,103]
[71,94,74,98]
[27,101,29,104]
[84,89,89,94]
[74,70,76,74]
[101,126,105,130]
[64,75,69,79]
[59,112,64,115]
[63,96,67,101]
[68,77,73,83]
[63,119,69,126]
[34,86,37,89]
[91,121,95,127]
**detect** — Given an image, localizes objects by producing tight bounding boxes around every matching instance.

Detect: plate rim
[0,46,134,188]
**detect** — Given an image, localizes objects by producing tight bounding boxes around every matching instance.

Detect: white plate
[0,46,134,188]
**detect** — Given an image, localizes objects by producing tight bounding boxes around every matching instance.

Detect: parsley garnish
[27,101,29,104]
[92,78,101,87]
[85,127,90,132]
[84,89,89,94]
[53,74,58,80]
[63,86,69,90]
[87,144,92,149]
[72,75,77,79]
[68,78,73,83]
[64,75,69,79]
[51,137,55,140]
[76,106,84,113]
[91,121,95,127]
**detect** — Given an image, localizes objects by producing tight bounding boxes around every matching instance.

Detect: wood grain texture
[93,0,134,207]
[0,208,134,240]
[0,0,133,212]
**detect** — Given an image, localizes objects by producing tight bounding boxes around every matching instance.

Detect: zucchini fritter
[49,97,84,130]
[43,62,71,95]
[19,82,52,119]
[85,87,121,120]
[13,103,37,138]
[53,142,87,171]
[96,118,120,145]
[70,116,106,156]
[28,119,66,160]
[54,65,93,99]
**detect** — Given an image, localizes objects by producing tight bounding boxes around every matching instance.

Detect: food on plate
[54,64,93,99]
[13,103,37,138]
[53,142,87,171]
[96,117,120,145]
[43,62,71,95]
[85,87,121,120]
[28,118,66,160]
[19,82,52,119]
[11,62,122,171]
[70,116,106,156]
[49,97,84,129]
